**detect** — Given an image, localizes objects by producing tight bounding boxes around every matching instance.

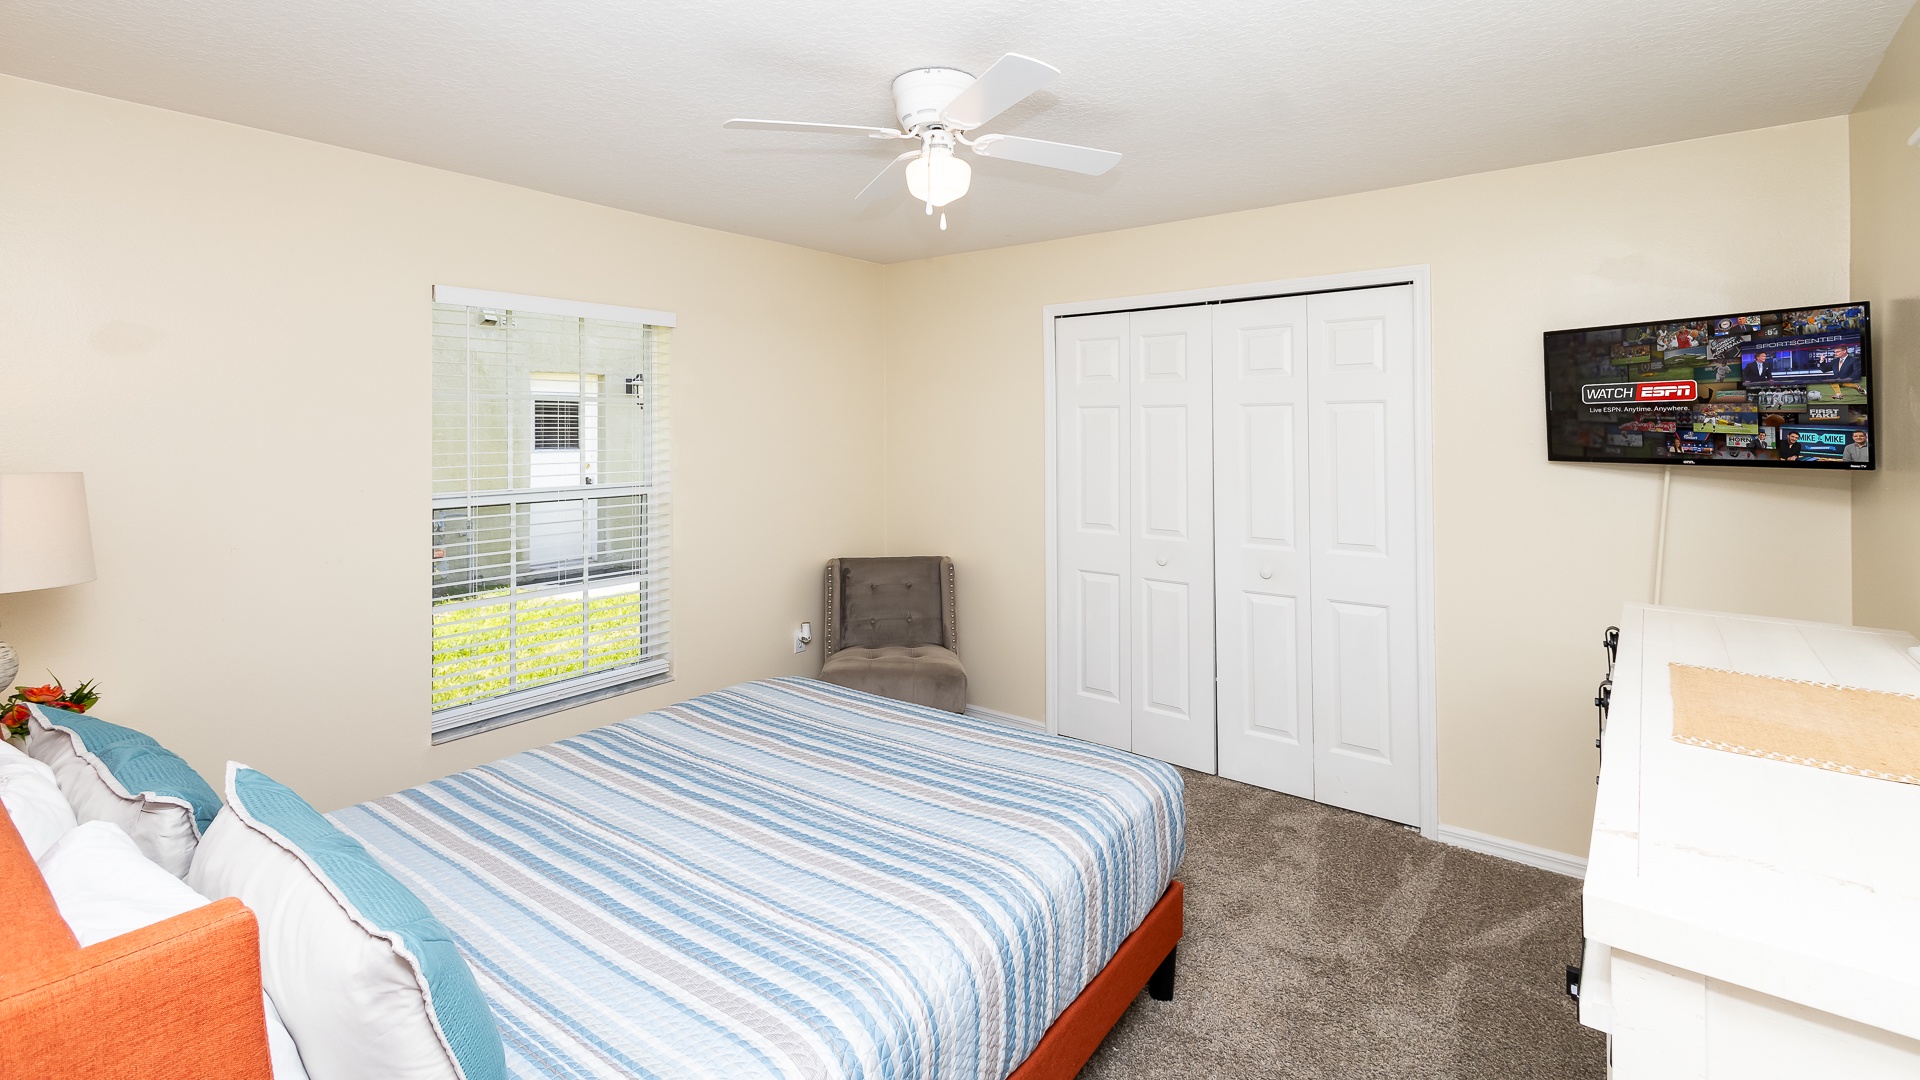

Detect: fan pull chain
[939,212,947,231]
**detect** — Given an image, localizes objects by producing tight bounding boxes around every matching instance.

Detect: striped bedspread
[329,678,1185,1080]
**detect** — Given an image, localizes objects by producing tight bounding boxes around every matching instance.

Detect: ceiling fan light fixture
[725,53,1118,218]
[904,147,971,207]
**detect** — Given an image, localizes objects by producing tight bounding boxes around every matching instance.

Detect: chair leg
[1147,945,1177,1002]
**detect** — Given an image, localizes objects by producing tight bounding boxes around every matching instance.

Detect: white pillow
[37,820,311,1080]
[0,736,78,859]
[187,763,503,1080]
[28,707,222,877]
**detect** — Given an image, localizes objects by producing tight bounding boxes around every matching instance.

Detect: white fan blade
[725,118,904,139]
[969,134,1120,176]
[856,151,919,204]
[939,54,1059,129]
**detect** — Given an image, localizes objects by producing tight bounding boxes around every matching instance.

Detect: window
[533,400,581,450]
[429,286,674,740]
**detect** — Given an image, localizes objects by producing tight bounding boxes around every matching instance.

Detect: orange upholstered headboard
[0,804,272,1079]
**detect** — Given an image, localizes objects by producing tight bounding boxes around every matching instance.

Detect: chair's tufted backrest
[823,556,957,657]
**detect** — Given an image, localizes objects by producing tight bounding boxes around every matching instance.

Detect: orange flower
[1,703,27,729]
[44,701,84,713]
[18,683,63,704]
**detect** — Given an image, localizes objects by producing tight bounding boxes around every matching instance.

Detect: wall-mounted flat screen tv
[1544,302,1872,470]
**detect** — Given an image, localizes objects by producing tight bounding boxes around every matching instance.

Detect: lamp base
[0,638,16,692]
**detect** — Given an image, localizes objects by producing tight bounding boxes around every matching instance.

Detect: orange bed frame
[0,802,1178,1079]
[1009,879,1184,1080]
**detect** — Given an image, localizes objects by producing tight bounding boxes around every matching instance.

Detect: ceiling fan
[724,54,1120,230]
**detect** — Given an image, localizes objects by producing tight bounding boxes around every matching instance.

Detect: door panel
[1326,316,1386,371]
[1140,406,1190,538]
[1130,306,1215,772]
[1308,285,1421,825]
[1213,297,1314,796]
[1076,571,1123,702]
[1141,333,1188,379]
[1056,314,1132,751]
[1245,593,1302,741]
[1244,405,1298,545]
[1077,338,1121,382]
[1077,407,1122,532]
[1327,599,1392,760]
[1328,401,1388,553]
[1142,578,1191,715]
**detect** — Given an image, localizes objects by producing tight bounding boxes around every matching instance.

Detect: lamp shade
[0,473,96,594]
[904,147,972,208]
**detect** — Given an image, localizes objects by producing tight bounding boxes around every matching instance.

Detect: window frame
[429,285,675,742]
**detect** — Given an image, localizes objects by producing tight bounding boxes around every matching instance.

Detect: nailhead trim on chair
[823,561,838,659]
[947,560,958,657]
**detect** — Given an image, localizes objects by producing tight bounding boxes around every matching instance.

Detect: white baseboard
[964,704,1046,733]
[1438,824,1587,879]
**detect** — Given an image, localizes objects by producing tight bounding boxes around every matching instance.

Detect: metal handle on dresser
[1594,673,1612,781]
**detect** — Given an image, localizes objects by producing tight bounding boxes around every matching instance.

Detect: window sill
[430,667,673,744]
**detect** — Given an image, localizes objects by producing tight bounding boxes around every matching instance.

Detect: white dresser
[1581,605,1920,1078]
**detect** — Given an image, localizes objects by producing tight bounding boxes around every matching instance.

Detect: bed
[332,678,1185,1080]
[2,677,1185,1079]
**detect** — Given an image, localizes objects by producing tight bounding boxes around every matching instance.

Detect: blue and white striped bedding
[329,678,1185,1080]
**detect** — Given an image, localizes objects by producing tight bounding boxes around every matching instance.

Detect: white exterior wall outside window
[430,286,674,741]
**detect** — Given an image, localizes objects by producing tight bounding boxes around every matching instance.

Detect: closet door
[1128,306,1216,771]
[1055,314,1132,750]
[1306,285,1421,825]
[1213,297,1315,797]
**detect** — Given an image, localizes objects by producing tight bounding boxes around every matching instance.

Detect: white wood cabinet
[1582,605,1920,1077]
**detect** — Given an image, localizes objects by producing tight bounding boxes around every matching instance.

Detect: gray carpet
[1080,770,1605,1079]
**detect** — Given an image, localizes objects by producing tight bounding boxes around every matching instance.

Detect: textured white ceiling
[1,0,1909,263]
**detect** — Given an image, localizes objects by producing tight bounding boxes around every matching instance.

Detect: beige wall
[1851,8,1920,637]
[0,72,1867,859]
[880,118,1854,857]
[0,76,887,812]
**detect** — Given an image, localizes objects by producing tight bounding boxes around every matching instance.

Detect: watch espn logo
[1579,380,1698,405]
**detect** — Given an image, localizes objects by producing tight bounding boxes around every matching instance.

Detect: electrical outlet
[794,621,813,654]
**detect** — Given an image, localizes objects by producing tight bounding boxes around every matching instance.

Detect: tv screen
[1544,302,1872,469]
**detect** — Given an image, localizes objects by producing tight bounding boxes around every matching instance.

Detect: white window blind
[430,290,671,739]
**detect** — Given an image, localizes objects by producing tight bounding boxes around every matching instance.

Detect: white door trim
[1042,265,1439,839]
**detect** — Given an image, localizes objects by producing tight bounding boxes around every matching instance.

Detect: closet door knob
[1259,568,1273,579]
[1155,556,1168,566]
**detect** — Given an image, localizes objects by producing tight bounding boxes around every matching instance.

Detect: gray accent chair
[819,556,967,713]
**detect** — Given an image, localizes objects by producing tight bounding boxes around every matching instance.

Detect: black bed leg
[1147,945,1178,1002]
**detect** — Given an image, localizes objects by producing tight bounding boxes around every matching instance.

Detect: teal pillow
[229,766,506,1080]
[30,705,222,834]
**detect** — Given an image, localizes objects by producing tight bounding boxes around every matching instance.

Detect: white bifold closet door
[1057,284,1418,825]
[1056,313,1132,753]
[1301,286,1420,824]
[1128,307,1215,771]
[1212,296,1315,797]
[1215,285,1420,824]
[1055,308,1216,772]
